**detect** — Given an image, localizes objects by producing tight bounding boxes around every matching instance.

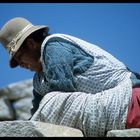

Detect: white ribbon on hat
[7,24,33,56]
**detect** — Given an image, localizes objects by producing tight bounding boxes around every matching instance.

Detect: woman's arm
[43,41,76,92]
[30,89,43,116]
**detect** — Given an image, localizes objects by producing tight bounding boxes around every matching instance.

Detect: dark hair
[27,28,50,44]
[19,28,50,52]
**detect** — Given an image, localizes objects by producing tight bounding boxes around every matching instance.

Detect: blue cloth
[42,41,93,92]
[31,34,140,116]
[130,72,140,87]
[31,40,93,115]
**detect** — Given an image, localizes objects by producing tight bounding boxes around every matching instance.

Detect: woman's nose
[20,63,27,68]
[20,63,31,70]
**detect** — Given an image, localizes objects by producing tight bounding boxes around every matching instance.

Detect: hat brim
[10,25,48,68]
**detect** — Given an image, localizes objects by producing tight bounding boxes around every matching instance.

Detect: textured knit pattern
[33,33,131,96]
[31,75,132,137]
[31,34,132,136]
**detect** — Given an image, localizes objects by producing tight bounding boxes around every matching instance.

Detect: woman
[0,17,140,136]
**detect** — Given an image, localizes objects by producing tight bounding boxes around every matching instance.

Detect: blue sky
[0,3,140,88]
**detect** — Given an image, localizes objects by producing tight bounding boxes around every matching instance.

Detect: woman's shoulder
[42,33,78,46]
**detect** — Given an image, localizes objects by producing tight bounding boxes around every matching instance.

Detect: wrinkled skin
[13,38,42,73]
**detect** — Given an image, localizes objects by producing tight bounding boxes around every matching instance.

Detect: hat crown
[0,17,33,50]
[0,17,48,68]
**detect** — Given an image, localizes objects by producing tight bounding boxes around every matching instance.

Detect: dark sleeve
[43,41,76,92]
[127,67,140,87]
[30,89,43,116]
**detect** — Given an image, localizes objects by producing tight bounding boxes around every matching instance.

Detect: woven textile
[31,75,132,137]
[33,34,131,96]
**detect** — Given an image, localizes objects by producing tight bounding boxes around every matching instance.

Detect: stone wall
[0,79,33,120]
[0,120,83,137]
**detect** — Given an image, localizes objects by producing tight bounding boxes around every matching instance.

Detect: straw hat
[0,17,48,68]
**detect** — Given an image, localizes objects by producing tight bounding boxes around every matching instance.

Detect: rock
[107,129,140,137]
[0,120,83,137]
[0,79,33,120]
[0,79,33,100]
[12,97,33,120]
[0,96,15,120]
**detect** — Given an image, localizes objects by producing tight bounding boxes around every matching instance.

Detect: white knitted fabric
[32,34,132,136]
[31,75,132,137]
[33,34,131,96]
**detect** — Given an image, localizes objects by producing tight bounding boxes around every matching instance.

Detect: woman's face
[13,39,42,73]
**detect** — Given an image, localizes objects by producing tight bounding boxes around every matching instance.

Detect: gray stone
[0,96,15,120]
[107,129,140,137]
[0,120,83,137]
[0,79,33,100]
[13,97,33,120]
[0,79,33,120]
